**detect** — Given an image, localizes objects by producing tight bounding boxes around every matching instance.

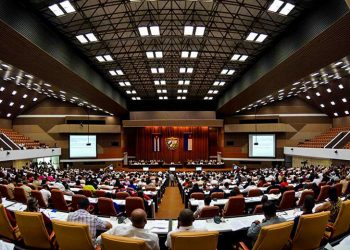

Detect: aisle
[155,185,184,219]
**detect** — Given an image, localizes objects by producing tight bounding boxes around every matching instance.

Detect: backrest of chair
[297,190,314,207]
[15,211,51,249]
[116,191,130,200]
[316,185,330,202]
[269,188,280,194]
[31,190,48,208]
[83,190,93,197]
[248,189,262,197]
[0,185,11,200]
[292,212,330,250]
[101,233,147,250]
[125,197,145,217]
[95,190,106,198]
[253,221,294,250]
[51,190,69,211]
[279,190,295,210]
[72,194,87,211]
[199,206,220,218]
[14,187,27,204]
[333,183,343,197]
[223,196,245,216]
[52,220,94,250]
[0,204,17,240]
[98,197,117,216]
[332,200,350,239]
[253,204,263,214]
[145,187,156,191]
[190,192,204,200]
[210,192,224,199]
[171,231,219,250]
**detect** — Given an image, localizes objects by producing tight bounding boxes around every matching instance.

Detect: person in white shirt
[165,209,207,249]
[40,185,51,206]
[96,209,159,250]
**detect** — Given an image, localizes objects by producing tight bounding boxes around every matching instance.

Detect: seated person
[266,180,281,194]
[40,185,51,207]
[247,201,286,246]
[315,186,342,223]
[67,197,112,242]
[96,209,159,250]
[165,209,207,249]
[209,182,224,195]
[25,197,53,234]
[291,195,314,238]
[194,196,211,218]
[188,183,203,197]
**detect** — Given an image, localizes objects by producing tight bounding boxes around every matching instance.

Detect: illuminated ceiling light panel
[179,68,193,73]
[268,0,295,16]
[338,84,344,89]
[246,32,267,43]
[20,105,24,109]
[195,26,205,36]
[345,110,349,115]
[76,33,98,44]
[316,92,321,96]
[231,54,249,62]
[279,3,295,15]
[331,101,336,105]
[48,4,64,16]
[150,26,160,36]
[184,26,194,36]
[326,88,332,93]
[33,97,38,102]
[268,0,284,12]
[6,113,11,118]
[334,112,338,117]
[320,104,325,108]
[49,1,76,16]
[306,96,311,100]
[96,55,113,62]
[342,98,347,103]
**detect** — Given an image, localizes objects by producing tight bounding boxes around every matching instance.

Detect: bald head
[130,209,147,229]
[178,209,194,227]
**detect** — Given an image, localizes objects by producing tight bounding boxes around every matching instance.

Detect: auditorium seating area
[0,128,42,149]
[298,127,350,148]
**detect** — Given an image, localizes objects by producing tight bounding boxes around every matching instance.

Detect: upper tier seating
[0,128,42,149]
[298,127,350,148]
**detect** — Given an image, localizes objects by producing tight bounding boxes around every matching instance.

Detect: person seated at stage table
[194,196,212,218]
[247,201,286,246]
[67,197,112,242]
[25,197,53,234]
[291,195,315,238]
[165,209,207,249]
[96,208,159,250]
[315,186,342,223]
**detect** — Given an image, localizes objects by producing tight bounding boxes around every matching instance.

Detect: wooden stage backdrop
[124,126,218,162]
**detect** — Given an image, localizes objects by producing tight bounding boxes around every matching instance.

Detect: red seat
[98,198,117,216]
[210,192,224,199]
[278,190,295,210]
[316,185,330,202]
[31,190,48,208]
[71,194,87,211]
[269,189,280,194]
[14,187,28,204]
[0,185,12,200]
[253,204,263,214]
[333,183,343,197]
[125,197,145,217]
[95,190,106,198]
[115,192,130,200]
[297,190,314,207]
[82,190,93,198]
[190,192,205,200]
[199,206,220,218]
[222,196,245,217]
[248,189,262,197]
[51,190,71,212]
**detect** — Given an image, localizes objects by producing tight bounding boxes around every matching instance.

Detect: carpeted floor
[155,185,184,219]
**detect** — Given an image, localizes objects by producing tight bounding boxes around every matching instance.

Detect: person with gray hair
[96,209,159,250]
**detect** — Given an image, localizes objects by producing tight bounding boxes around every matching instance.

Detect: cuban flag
[184,133,193,151]
[152,134,161,152]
